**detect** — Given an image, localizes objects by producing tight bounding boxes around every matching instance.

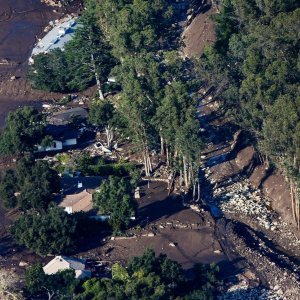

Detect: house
[35,124,80,152]
[59,176,102,214]
[30,18,79,63]
[59,189,93,214]
[43,256,91,279]
[48,107,88,126]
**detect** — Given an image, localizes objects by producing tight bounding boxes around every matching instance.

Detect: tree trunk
[105,125,113,148]
[196,178,201,202]
[183,156,188,187]
[192,182,196,200]
[291,180,296,224]
[144,154,149,176]
[91,54,104,100]
[166,146,169,167]
[160,135,164,156]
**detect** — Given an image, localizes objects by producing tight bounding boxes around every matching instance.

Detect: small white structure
[35,124,79,153]
[43,256,91,279]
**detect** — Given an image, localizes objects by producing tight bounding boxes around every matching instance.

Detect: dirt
[77,181,230,274]
[182,4,217,57]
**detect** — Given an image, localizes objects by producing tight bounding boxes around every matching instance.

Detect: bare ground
[182,4,217,58]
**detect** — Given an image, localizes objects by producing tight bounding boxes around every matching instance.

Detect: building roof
[31,18,79,57]
[59,189,93,213]
[61,176,102,195]
[43,256,86,274]
[48,107,88,125]
[46,124,79,141]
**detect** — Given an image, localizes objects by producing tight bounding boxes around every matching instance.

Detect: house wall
[64,206,73,214]
[62,138,77,147]
[35,140,63,153]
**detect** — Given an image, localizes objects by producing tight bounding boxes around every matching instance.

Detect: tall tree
[0,107,46,155]
[65,9,115,99]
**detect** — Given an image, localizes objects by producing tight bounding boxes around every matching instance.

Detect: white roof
[31,18,79,57]
[43,256,89,278]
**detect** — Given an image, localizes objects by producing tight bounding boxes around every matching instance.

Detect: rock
[10,76,16,80]
[19,261,28,267]
[214,250,222,254]
[111,237,115,241]
[169,242,176,247]
[147,233,155,237]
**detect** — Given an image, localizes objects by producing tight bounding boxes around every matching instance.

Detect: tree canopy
[25,263,78,299]
[0,107,46,155]
[93,176,137,232]
[76,249,219,299]
[10,206,77,255]
[28,10,115,96]
[197,0,300,223]
[0,155,60,211]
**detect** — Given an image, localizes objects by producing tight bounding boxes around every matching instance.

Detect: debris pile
[224,223,300,300]
[213,180,275,230]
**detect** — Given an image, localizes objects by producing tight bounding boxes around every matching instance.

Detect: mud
[0,0,83,127]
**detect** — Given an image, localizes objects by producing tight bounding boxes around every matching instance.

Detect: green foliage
[0,155,60,211]
[28,49,69,92]
[76,249,218,299]
[0,106,46,155]
[28,10,115,93]
[10,206,77,255]
[112,263,130,282]
[25,263,78,299]
[0,169,17,209]
[88,100,115,127]
[93,176,137,232]
[199,1,300,178]
[93,0,174,57]
[74,153,138,178]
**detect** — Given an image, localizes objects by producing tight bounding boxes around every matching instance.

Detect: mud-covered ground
[0,0,83,127]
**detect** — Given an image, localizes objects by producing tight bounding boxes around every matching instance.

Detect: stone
[19,261,28,267]
[169,242,176,247]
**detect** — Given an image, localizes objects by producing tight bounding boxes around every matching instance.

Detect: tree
[88,100,116,148]
[93,0,174,58]
[65,9,115,99]
[0,106,46,155]
[10,206,77,255]
[0,169,17,209]
[0,156,60,211]
[93,176,136,232]
[198,1,300,225]
[28,49,69,92]
[25,263,78,300]
[29,10,115,96]
[113,54,163,176]
[76,250,217,299]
